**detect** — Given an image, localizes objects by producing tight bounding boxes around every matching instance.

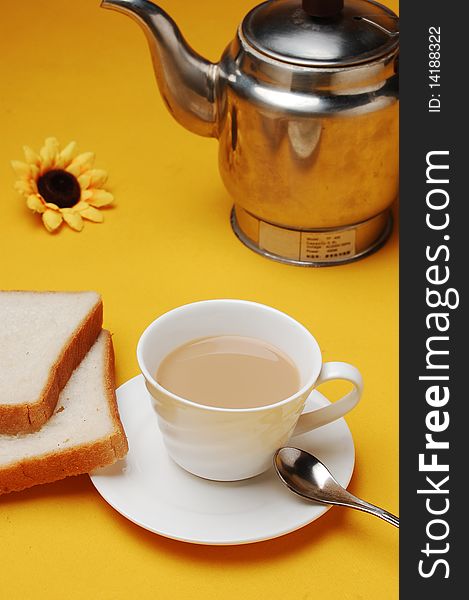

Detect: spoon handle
[338,494,399,528]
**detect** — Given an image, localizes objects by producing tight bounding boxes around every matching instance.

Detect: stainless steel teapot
[102,0,399,265]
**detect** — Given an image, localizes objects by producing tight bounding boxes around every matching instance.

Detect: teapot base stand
[230,206,393,267]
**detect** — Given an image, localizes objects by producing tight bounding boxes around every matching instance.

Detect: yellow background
[0,1,399,598]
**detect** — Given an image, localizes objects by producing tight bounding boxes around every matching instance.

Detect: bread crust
[0,293,103,435]
[0,331,128,495]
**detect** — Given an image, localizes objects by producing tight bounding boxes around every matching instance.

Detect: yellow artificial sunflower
[12,137,113,232]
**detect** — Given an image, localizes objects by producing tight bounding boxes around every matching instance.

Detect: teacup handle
[292,361,363,437]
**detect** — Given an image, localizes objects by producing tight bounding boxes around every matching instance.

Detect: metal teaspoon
[274,447,399,528]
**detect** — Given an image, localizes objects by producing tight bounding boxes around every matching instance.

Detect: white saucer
[90,375,355,545]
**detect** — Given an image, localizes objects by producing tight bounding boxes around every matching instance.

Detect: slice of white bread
[0,291,102,434]
[0,330,128,495]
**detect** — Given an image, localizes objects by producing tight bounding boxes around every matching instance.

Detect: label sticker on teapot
[300,229,356,263]
[256,217,357,263]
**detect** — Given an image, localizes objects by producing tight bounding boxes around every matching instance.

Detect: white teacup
[137,300,363,481]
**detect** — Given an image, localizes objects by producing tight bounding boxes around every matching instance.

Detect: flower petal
[11,160,32,179]
[87,189,114,207]
[14,180,34,195]
[56,141,77,168]
[77,174,91,189]
[39,137,60,171]
[26,194,46,213]
[73,200,89,212]
[62,211,84,232]
[42,209,63,232]
[23,145,41,166]
[81,190,93,202]
[84,169,108,187]
[80,206,104,222]
[66,152,95,176]
[44,202,60,210]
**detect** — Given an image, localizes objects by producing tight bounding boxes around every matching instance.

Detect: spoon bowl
[274,447,399,528]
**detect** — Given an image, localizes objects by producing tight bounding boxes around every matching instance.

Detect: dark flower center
[37,169,81,208]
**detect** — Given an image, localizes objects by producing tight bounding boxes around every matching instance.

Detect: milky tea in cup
[156,335,301,409]
[137,300,363,481]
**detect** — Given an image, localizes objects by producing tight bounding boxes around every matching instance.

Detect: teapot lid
[241,0,399,67]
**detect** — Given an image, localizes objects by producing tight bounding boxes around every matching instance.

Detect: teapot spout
[101,0,218,137]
